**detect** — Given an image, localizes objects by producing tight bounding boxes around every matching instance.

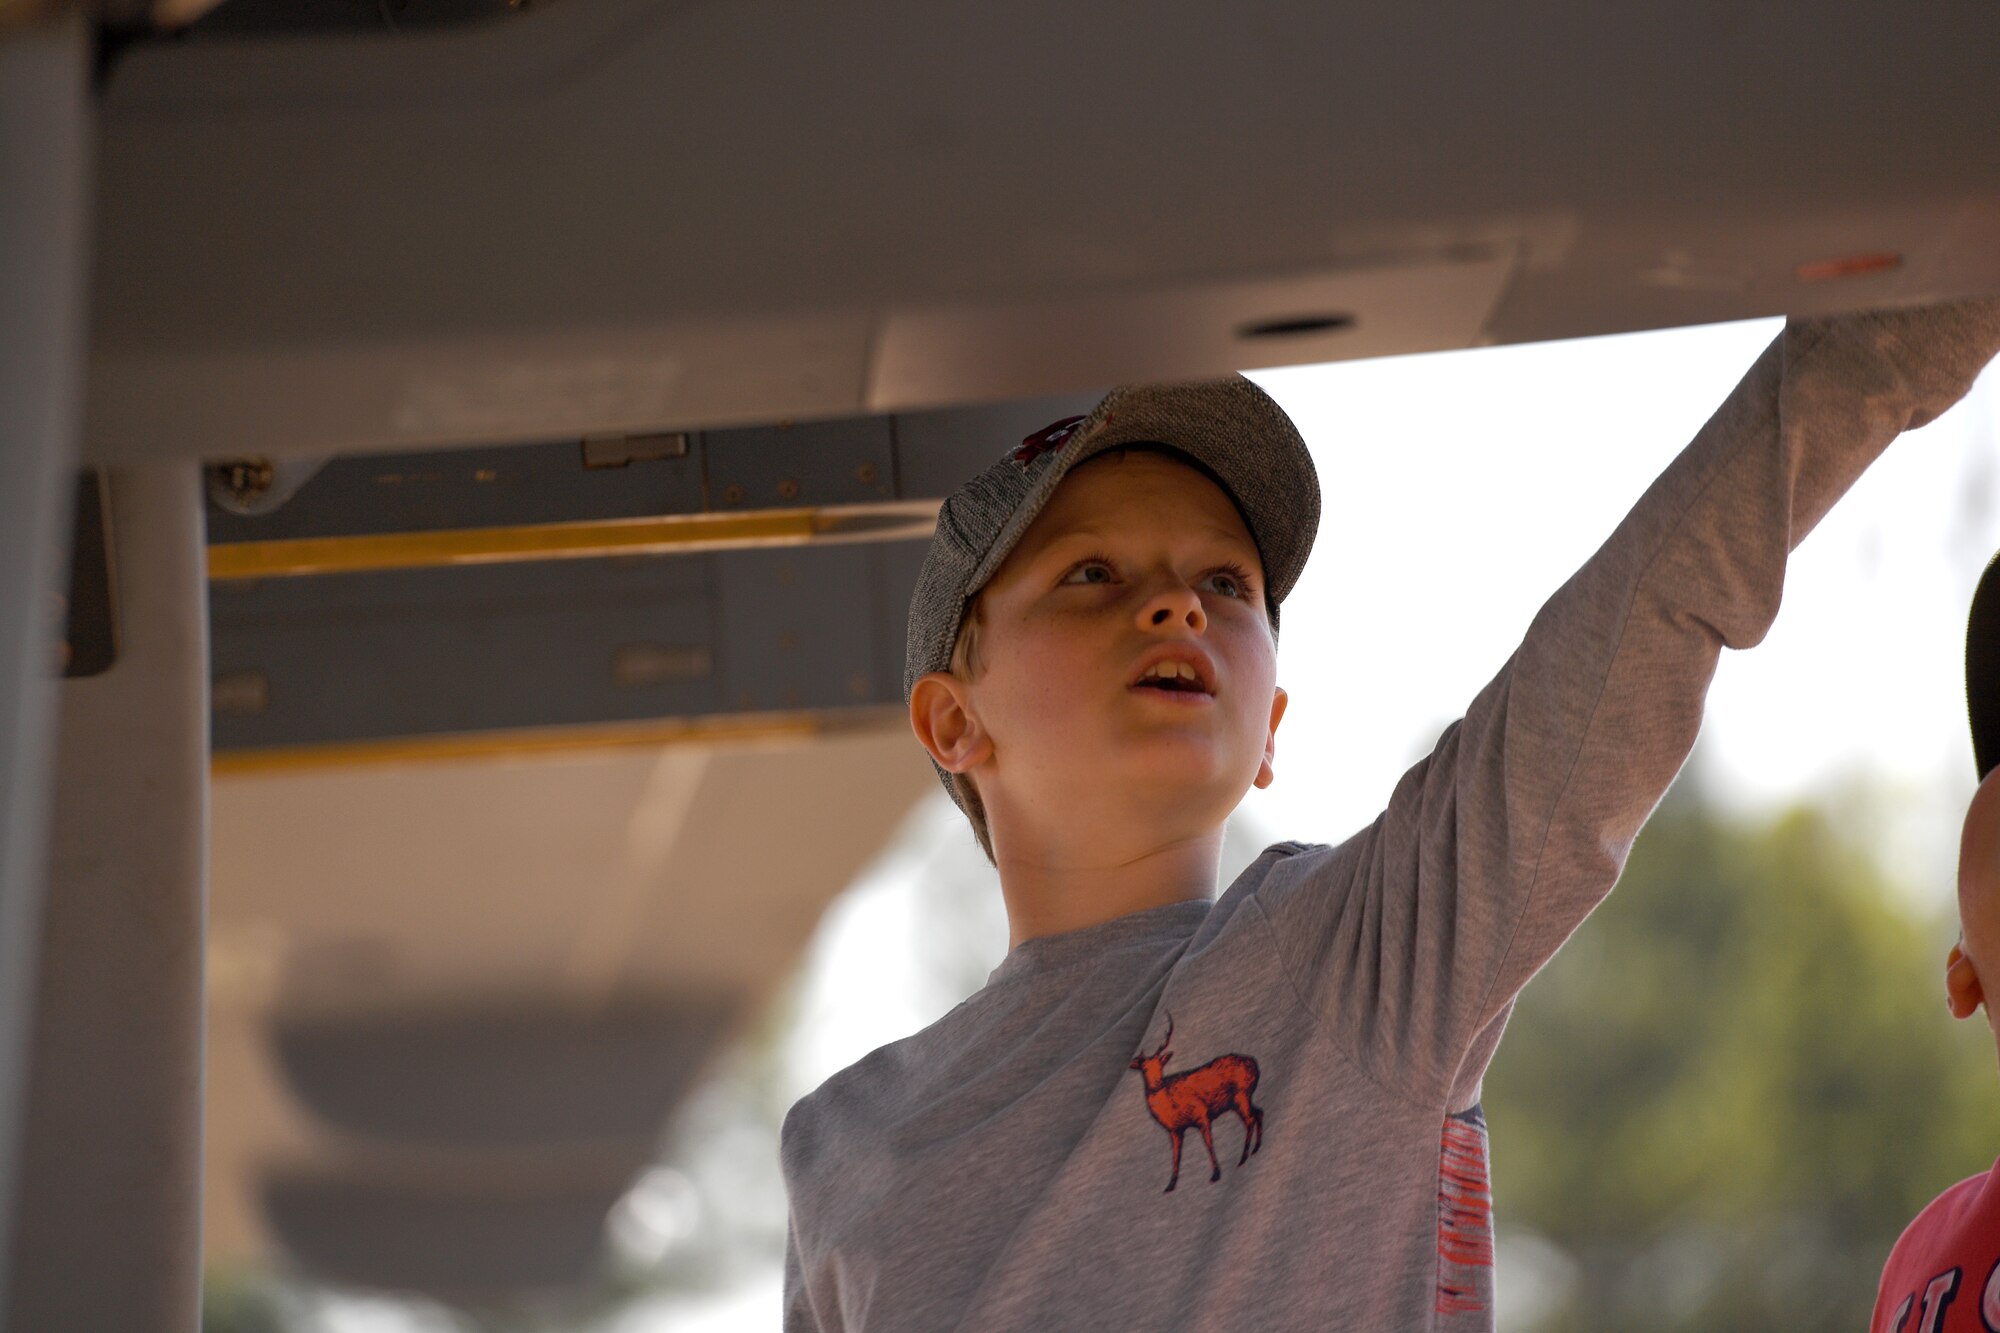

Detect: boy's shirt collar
[987,897,1211,987]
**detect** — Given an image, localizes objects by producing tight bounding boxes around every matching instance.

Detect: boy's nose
[1139,583,1207,634]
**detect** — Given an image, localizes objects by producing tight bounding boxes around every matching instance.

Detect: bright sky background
[1243,317,2000,898]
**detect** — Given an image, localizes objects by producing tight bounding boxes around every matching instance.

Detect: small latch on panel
[205,456,330,516]
[581,433,691,470]
[610,643,713,687]
[213,669,271,715]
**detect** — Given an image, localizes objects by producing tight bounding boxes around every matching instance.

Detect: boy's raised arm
[1257,298,2000,1109]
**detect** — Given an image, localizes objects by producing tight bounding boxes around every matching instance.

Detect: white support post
[5,466,210,1333]
[0,13,91,1318]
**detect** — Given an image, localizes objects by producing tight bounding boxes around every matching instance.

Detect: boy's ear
[1947,940,1985,1020]
[1254,686,1288,790]
[910,671,992,774]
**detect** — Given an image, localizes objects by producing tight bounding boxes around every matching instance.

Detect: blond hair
[945,599,995,864]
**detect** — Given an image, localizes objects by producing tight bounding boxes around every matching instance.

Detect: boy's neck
[993,828,1223,951]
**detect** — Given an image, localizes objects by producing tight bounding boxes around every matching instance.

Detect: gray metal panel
[210,552,719,748]
[209,537,935,750]
[0,20,91,1328]
[713,545,892,714]
[198,392,1131,750]
[7,465,209,1333]
[206,438,706,543]
[705,415,896,511]
[203,397,1101,555]
[84,0,2000,462]
[868,539,930,702]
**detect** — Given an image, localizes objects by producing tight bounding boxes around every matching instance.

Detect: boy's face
[924,449,1286,856]
[1948,769,2000,1064]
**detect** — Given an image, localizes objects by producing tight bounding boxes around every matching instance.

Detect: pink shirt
[1873,1160,2000,1333]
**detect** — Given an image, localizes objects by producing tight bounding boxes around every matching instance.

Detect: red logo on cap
[1012,415,1088,468]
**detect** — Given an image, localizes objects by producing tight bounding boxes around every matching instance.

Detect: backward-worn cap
[903,376,1322,799]
[1971,550,2000,778]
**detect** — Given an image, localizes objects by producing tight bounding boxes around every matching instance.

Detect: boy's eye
[1203,567,1255,600]
[1061,559,1116,586]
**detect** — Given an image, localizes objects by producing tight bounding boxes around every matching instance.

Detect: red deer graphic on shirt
[1127,1014,1264,1193]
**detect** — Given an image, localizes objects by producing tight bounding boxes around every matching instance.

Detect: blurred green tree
[200,1267,291,1333]
[1485,778,2000,1330]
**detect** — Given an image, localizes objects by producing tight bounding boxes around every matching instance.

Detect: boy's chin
[1099,753,1256,817]
[1000,766,1247,856]
[1004,736,1260,824]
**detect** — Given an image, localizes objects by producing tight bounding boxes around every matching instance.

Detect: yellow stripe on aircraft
[210,707,908,775]
[207,501,941,580]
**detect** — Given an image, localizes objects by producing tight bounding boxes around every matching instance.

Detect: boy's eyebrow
[1197,523,1259,550]
[1028,527,1107,557]
[1162,523,1266,562]
[1026,525,1264,575]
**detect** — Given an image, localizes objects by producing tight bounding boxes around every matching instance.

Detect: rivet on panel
[610,643,713,687]
[213,670,271,716]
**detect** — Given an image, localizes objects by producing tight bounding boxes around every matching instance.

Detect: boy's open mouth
[1131,654,1215,697]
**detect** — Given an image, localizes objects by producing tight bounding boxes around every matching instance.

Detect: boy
[1870,551,2000,1333]
[784,300,2000,1331]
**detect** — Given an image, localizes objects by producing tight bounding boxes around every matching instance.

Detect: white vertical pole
[0,12,91,1316]
[5,466,210,1333]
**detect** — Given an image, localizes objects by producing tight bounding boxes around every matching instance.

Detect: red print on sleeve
[1436,1106,1495,1317]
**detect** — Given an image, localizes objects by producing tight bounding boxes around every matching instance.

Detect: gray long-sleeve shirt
[781,301,2000,1332]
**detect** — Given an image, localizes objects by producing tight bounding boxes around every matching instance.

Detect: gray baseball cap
[903,375,1323,721]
